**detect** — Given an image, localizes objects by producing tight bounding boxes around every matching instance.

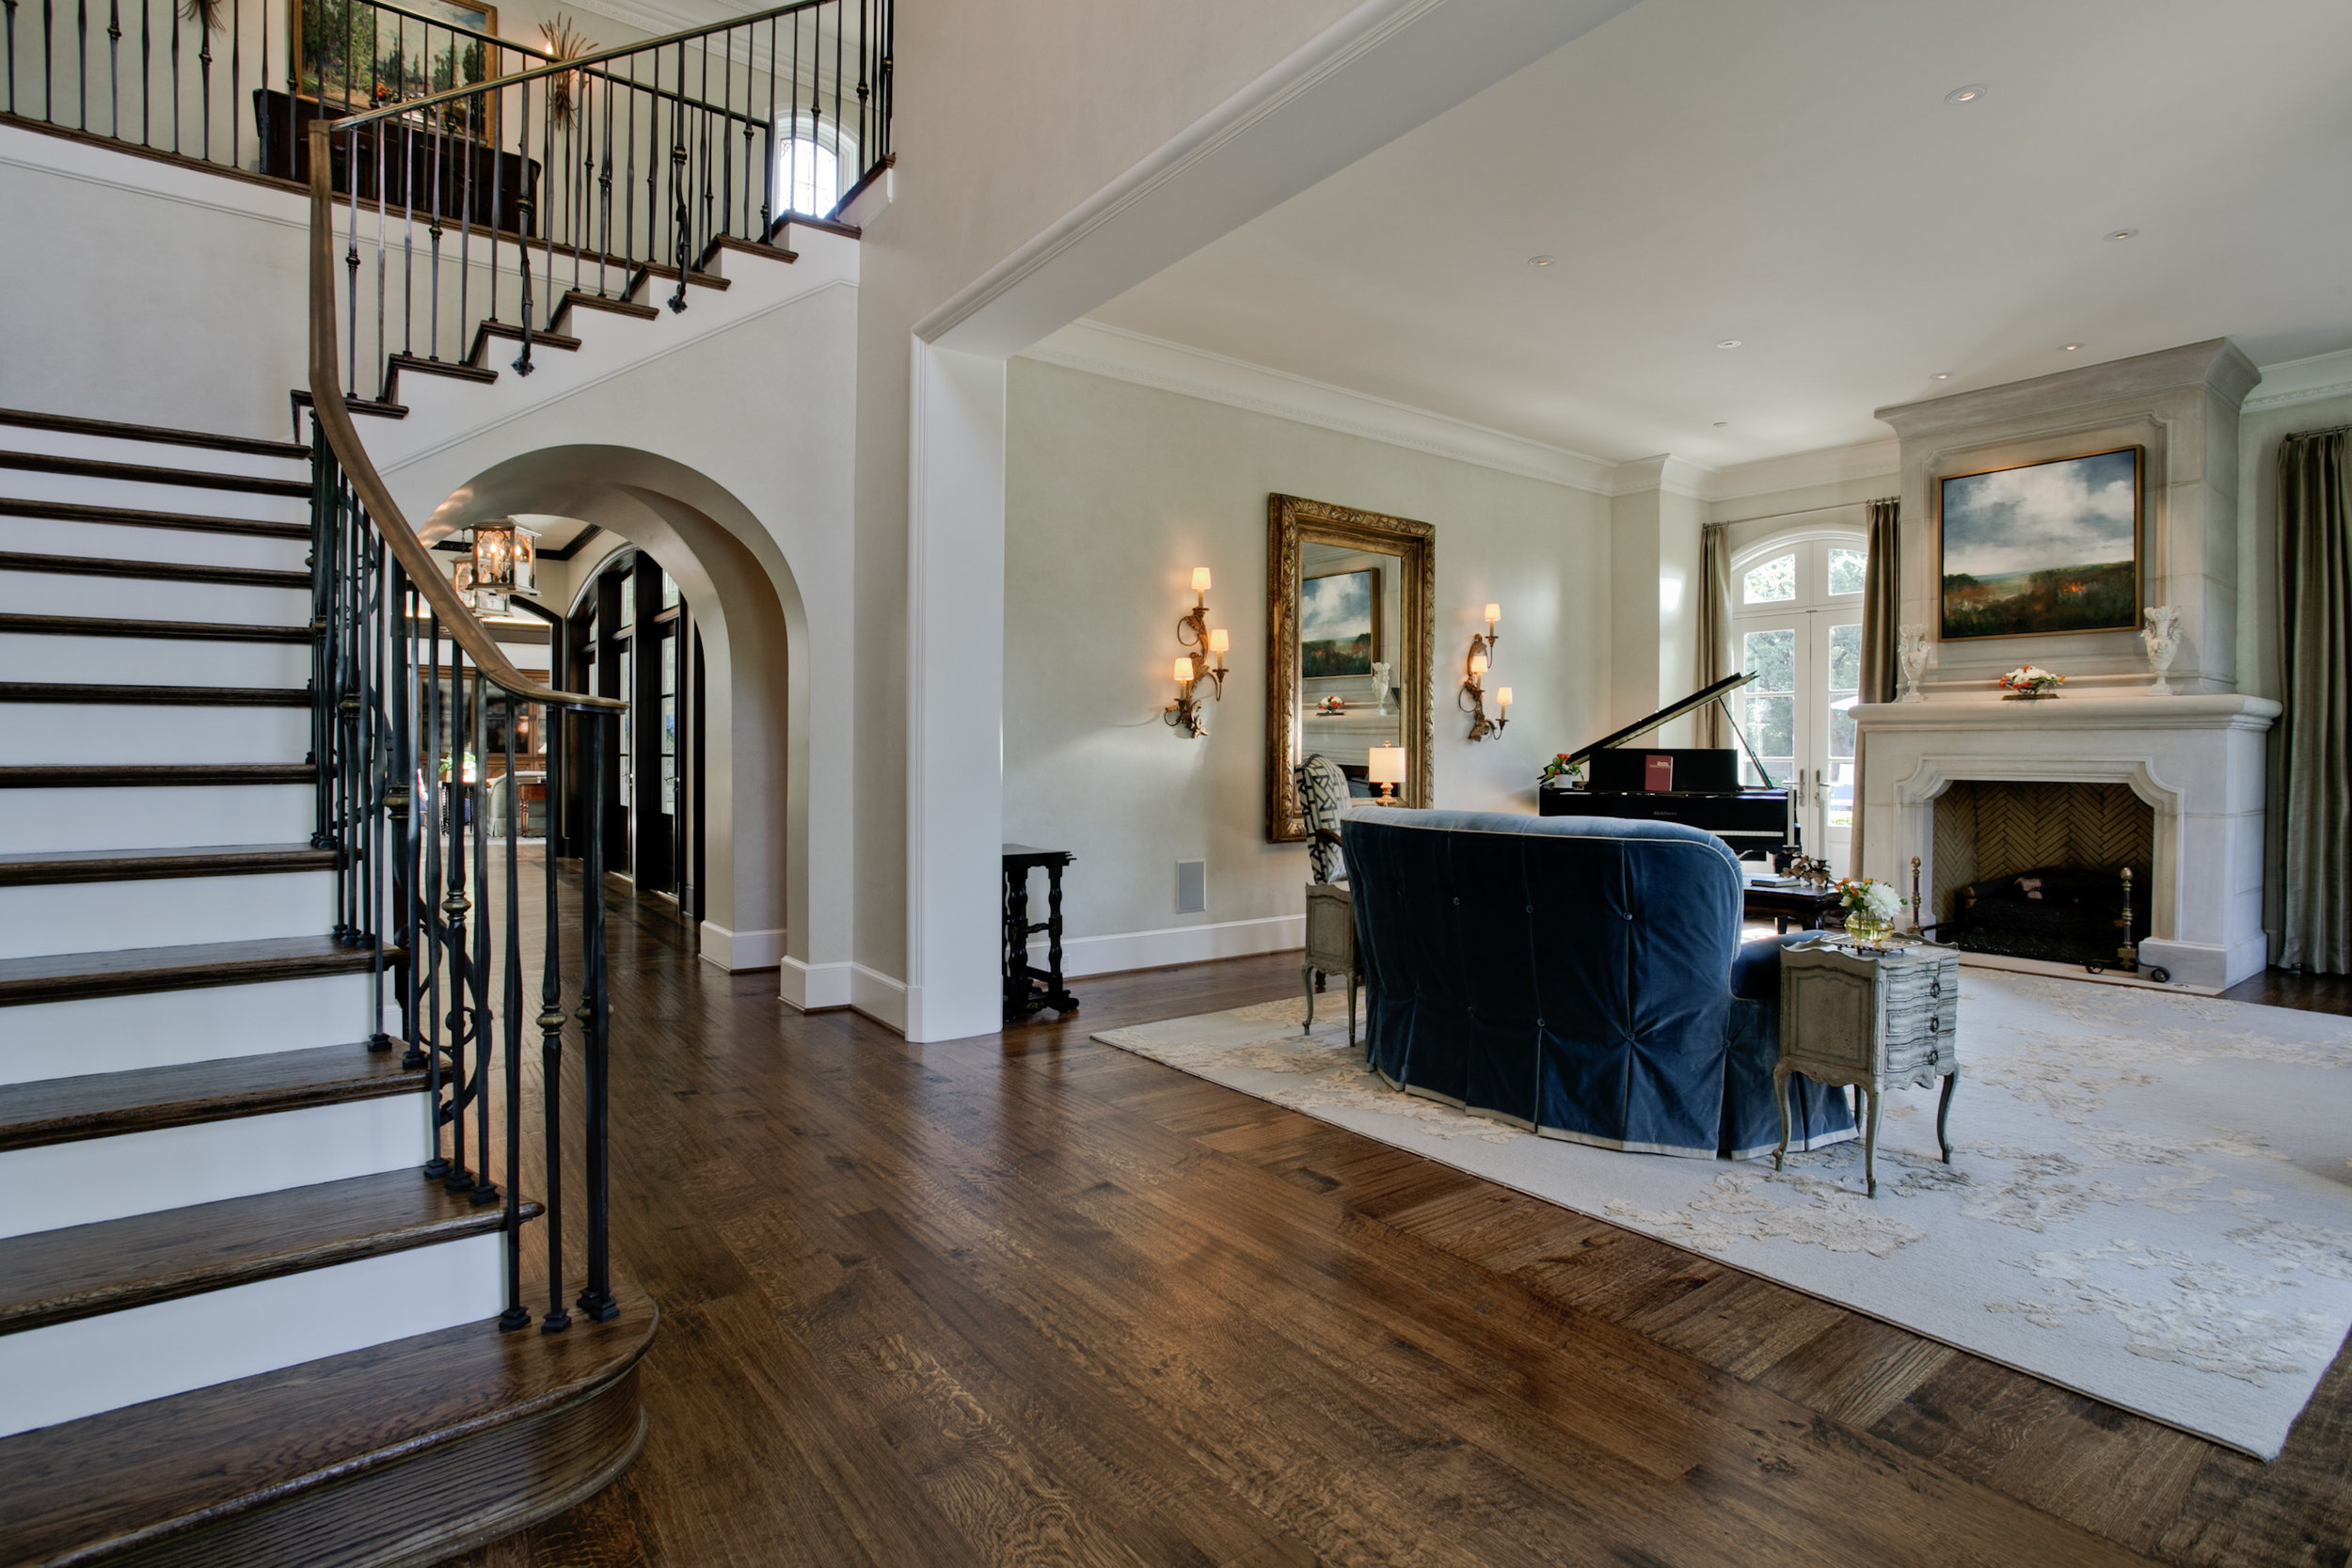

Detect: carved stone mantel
[1852,693,2280,989]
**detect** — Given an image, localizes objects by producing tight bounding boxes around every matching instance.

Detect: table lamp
[1367,745,1406,805]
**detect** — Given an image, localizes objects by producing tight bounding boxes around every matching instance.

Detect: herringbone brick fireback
[1930,781,2154,921]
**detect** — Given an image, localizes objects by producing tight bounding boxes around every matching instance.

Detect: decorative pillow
[1298,752,1352,884]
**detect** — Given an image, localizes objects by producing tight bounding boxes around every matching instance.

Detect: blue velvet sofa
[1339,808,1853,1160]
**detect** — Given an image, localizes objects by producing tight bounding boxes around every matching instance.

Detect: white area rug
[1096,971,2352,1458]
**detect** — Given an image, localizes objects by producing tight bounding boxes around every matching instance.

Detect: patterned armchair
[1298,753,1359,1044]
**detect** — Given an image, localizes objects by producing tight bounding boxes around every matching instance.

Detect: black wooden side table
[1003,844,1079,1022]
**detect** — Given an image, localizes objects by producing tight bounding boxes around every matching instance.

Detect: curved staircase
[0,408,653,1567]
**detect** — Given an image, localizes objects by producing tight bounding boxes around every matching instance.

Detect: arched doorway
[1729,529,1867,876]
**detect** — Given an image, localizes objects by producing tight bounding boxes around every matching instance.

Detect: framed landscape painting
[1300,567,1382,677]
[1938,447,2142,640]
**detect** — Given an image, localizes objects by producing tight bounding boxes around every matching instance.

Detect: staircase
[0,408,653,1566]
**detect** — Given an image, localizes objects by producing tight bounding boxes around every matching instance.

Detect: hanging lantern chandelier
[470,518,538,595]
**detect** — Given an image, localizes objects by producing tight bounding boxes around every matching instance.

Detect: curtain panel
[2275,427,2350,974]
[1851,498,1899,869]
[1696,523,1730,747]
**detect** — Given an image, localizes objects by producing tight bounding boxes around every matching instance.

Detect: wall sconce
[1167,565,1229,737]
[1461,602,1508,740]
[1367,745,1406,804]
[471,518,538,594]
[1166,656,1208,738]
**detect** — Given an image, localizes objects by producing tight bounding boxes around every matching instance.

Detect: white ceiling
[1087,0,2352,471]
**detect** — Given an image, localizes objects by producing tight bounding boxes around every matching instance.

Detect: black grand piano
[1537,673,1794,858]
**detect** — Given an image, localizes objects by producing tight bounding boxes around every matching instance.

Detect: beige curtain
[1856,498,1901,704]
[1697,523,1730,746]
[2275,427,2350,974]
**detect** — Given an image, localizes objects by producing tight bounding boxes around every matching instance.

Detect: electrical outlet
[1176,859,1207,914]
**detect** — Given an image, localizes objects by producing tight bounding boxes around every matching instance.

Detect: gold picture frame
[296,0,501,140]
[1266,493,1434,842]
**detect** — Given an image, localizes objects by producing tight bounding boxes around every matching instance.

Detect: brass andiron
[1912,855,1924,934]
[2119,865,2137,969]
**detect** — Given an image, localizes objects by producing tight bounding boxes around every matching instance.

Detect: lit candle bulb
[1484,603,1501,628]
[1208,628,1229,654]
[1469,652,1488,678]
[1174,656,1195,685]
[1191,567,1212,594]
[1497,686,1512,712]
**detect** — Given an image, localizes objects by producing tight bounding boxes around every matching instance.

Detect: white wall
[1002,356,1610,971]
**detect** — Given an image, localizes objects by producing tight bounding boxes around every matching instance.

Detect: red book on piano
[1643,753,1674,792]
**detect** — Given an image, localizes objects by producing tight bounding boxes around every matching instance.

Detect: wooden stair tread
[0,935,381,1006]
[0,1169,532,1336]
[0,451,310,498]
[0,763,312,788]
[558,290,660,322]
[0,407,310,463]
[0,843,335,887]
[0,496,310,540]
[0,612,312,643]
[387,354,498,386]
[0,681,310,706]
[0,550,310,590]
[0,1276,654,1565]
[290,388,407,424]
[701,232,796,268]
[630,261,731,291]
[469,321,582,358]
[0,1041,417,1153]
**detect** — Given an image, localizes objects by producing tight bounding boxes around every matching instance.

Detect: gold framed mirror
[1265,493,1434,841]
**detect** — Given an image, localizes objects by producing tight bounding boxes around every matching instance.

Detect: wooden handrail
[306,124,623,715]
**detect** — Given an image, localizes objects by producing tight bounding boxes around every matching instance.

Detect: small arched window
[773,116,856,219]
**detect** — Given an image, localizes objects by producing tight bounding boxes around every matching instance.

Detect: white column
[904,341,1008,1042]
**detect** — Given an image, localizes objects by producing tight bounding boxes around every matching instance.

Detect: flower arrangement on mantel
[1998,664,2066,700]
[1833,877,1907,947]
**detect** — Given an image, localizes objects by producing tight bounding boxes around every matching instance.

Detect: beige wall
[1002,356,1610,951]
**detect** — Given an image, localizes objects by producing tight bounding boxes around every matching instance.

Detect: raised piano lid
[1557,672,1758,769]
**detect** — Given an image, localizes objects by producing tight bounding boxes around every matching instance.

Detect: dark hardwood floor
[449,891,2352,1568]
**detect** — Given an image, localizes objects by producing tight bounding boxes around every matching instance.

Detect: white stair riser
[0,515,310,572]
[0,468,309,526]
[0,632,312,688]
[0,870,336,959]
[0,784,312,853]
[0,427,309,483]
[0,702,309,766]
[0,1092,426,1239]
[0,1231,503,1439]
[0,570,310,625]
[0,972,374,1083]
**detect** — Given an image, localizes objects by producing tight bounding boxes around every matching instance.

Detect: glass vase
[1844,912,1891,950]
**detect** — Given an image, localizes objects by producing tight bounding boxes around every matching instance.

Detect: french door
[1732,537,1866,877]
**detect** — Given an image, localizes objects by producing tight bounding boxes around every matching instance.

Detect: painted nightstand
[1773,939,1960,1196]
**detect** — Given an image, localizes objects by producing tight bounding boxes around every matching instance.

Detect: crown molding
[2245,346,2352,412]
[1699,438,1901,502]
[1606,453,1709,499]
[1019,319,1621,493]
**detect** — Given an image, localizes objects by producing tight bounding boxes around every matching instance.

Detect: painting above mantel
[1938,446,2141,641]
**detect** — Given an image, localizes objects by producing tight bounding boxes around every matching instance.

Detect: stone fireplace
[1929,780,2153,925]
[1852,341,2280,989]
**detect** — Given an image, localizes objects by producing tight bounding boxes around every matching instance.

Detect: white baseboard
[698,921,786,972]
[851,964,908,1032]
[779,957,852,1011]
[1029,914,1305,979]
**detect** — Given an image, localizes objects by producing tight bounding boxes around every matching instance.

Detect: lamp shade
[1173,657,1195,685]
[1484,603,1501,625]
[1496,686,1513,709]
[1208,628,1230,654]
[1469,652,1488,677]
[471,519,537,594]
[1191,566,1212,593]
[1367,745,1406,785]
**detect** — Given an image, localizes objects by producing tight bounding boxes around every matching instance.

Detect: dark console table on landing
[1003,844,1079,1022]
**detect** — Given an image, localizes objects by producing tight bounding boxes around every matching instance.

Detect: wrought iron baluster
[538,72,553,337]
[666,40,686,311]
[577,710,615,1321]
[392,562,422,1070]
[103,0,117,136]
[428,101,442,360]
[74,0,83,129]
[511,81,532,372]
[373,124,388,397]
[443,649,472,1196]
[539,694,569,1333]
[596,55,612,295]
[421,610,449,1180]
[344,128,359,397]
[499,698,527,1327]
[469,666,497,1207]
[227,0,236,168]
[759,13,774,241]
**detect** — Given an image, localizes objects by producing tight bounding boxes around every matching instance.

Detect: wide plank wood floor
[451,885,2352,1567]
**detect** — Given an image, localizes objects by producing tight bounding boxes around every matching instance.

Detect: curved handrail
[328,0,850,135]
[305,123,624,715]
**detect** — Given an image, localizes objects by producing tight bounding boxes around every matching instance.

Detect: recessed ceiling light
[1716,339,1742,350]
[1712,420,1728,428]
[1933,372,1952,380]
[2062,343,2084,352]
[1945,83,1987,104]
[2104,229,2138,242]
[1528,255,1555,268]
